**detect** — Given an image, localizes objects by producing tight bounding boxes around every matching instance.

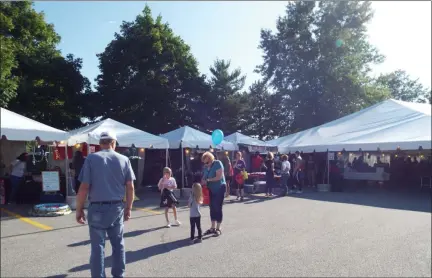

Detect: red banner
[53,146,73,160]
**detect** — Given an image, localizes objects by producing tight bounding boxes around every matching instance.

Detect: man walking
[76,131,135,278]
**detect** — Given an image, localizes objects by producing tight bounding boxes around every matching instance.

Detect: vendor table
[247,172,282,194]
[0,175,66,204]
[248,172,281,180]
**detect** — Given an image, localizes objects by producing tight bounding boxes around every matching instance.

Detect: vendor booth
[225,132,277,169]
[161,126,236,192]
[267,99,431,190]
[225,132,279,193]
[1,108,68,204]
[66,118,169,190]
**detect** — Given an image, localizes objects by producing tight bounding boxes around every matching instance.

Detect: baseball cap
[100,131,117,141]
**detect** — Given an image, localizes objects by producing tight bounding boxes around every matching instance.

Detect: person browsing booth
[75,131,136,278]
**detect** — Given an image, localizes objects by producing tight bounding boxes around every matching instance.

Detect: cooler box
[202,186,210,205]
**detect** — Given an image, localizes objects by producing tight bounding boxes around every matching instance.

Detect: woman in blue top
[201,151,226,236]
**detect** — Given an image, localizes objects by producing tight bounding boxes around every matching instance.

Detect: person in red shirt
[251,152,264,172]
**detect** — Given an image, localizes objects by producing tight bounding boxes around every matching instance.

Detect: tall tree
[376,70,431,103]
[242,81,286,140]
[257,1,390,135]
[207,59,247,134]
[0,1,92,129]
[95,5,209,134]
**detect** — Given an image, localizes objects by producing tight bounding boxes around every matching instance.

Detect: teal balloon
[211,129,224,145]
[335,39,344,48]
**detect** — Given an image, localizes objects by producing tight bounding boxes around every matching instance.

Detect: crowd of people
[70,131,431,277]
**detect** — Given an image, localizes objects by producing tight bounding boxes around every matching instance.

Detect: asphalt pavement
[1,190,431,277]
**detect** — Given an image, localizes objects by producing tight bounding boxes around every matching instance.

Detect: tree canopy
[0,1,92,130]
[2,2,430,137]
[256,1,392,135]
[94,5,210,134]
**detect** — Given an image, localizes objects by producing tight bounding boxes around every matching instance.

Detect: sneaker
[236,196,240,200]
[240,197,244,201]
[174,220,181,226]
[196,238,202,243]
[190,239,195,244]
[166,223,171,228]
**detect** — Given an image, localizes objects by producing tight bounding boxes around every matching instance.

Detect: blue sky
[34,1,431,90]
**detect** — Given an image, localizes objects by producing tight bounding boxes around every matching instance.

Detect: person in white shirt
[158,167,181,228]
[280,154,291,196]
[8,152,28,204]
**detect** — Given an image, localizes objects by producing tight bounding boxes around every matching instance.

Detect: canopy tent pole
[327,149,330,185]
[165,148,168,167]
[181,141,184,197]
[65,143,69,197]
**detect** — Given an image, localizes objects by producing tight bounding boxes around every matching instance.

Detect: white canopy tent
[161,126,236,150]
[1,107,67,142]
[225,132,277,153]
[161,126,236,190]
[67,118,169,149]
[269,99,431,153]
[65,119,169,204]
[225,132,269,147]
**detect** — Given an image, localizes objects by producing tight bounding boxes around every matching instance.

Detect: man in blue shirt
[76,131,135,278]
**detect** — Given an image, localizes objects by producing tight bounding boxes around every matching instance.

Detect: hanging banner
[53,146,73,160]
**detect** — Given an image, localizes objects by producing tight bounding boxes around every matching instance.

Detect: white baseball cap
[100,131,117,141]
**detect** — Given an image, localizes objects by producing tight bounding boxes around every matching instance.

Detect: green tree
[207,59,247,134]
[1,1,92,129]
[257,1,389,134]
[0,1,59,107]
[241,81,285,140]
[376,70,431,103]
[95,5,209,134]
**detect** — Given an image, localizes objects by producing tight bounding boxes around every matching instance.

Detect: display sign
[328,152,335,160]
[247,145,267,153]
[42,171,60,192]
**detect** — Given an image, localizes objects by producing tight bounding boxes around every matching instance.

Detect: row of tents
[1,99,431,153]
[1,108,271,152]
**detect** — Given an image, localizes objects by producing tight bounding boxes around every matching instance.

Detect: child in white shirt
[158,167,181,228]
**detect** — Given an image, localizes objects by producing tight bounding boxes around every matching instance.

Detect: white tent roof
[268,99,431,153]
[225,132,275,147]
[161,126,236,150]
[1,107,67,142]
[67,118,169,149]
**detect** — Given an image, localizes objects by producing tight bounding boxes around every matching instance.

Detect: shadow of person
[67,226,166,247]
[69,238,191,273]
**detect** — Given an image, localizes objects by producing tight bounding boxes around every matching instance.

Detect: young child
[158,167,181,228]
[189,183,203,243]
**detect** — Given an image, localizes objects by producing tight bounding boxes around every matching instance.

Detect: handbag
[241,170,248,180]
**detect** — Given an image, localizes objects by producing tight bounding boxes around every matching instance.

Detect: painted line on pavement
[0,208,53,231]
[135,208,162,215]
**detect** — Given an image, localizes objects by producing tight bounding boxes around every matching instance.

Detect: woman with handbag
[232,151,246,201]
[201,151,226,236]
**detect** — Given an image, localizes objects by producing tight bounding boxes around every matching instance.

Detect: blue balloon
[211,129,224,145]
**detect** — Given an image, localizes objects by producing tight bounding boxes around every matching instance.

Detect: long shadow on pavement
[67,226,166,247]
[69,238,195,273]
[288,189,432,213]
